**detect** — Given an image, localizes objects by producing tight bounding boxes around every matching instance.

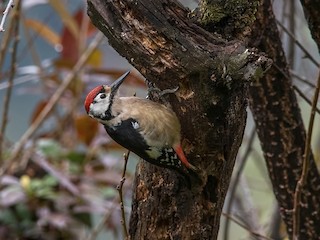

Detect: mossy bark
[196,0,320,238]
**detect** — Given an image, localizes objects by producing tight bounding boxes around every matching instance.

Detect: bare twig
[223,127,256,240]
[222,213,274,240]
[16,10,56,72]
[0,12,14,78]
[274,65,318,114]
[292,71,320,239]
[20,13,44,77]
[32,153,80,196]
[287,1,295,67]
[0,31,104,175]
[84,150,132,240]
[268,203,283,240]
[0,0,21,162]
[117,150,130,239]
[290,70,316,89]
[0,0,15,32]
[293,85,320,115]
[235,175,265,239]
[276,19,320,68]
[84,198,118,240]
[274,63,318,108]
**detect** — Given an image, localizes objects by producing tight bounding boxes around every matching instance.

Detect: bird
[84,71,198,177]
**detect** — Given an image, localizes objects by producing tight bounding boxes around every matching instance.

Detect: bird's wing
[105,118,150,157]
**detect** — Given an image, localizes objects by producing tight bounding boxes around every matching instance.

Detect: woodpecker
[84,71,198,176]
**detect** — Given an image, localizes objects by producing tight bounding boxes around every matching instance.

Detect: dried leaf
[0,186,25,207]
[86,49,103,67]
[38,210,72,229]
[24,18,60,46]
[30,100,49,124]
[74,115,99,145]
[59,9,97,64]
[48,0,79,39]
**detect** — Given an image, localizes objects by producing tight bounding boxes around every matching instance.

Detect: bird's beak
[110,71,130,94]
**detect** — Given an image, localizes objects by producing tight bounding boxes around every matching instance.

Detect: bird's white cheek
[90,101,109,116]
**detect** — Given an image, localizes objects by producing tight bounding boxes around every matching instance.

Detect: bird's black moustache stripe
[101,91,116,121]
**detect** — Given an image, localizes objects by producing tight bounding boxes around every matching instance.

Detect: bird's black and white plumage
[84,71,197,175]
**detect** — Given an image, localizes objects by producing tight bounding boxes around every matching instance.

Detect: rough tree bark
[299,0,320,50]
[86,1,267,239]
[248,1,320,238]
[198,0,320,238]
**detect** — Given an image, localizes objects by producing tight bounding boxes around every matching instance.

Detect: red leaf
[60,9,97,64]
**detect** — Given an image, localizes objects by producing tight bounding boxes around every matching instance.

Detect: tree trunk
[87,0,266,239]
[248,0,320,238]
[192,0,320,238]
[299,0,320,50]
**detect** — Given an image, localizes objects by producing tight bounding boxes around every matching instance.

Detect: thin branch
[0,0,14,32]
[32,153,80,196]
[223,127,256,240]
[235,174,265,239]
[16,9,56,71]
[0,4,15,77]
[277,1,286,38]
[0,0,21,162]
[290,70,316,89]
[268,202,283,240]
[0,74,34,90]
[222,213,274,240]
[287,1,295,68]
[82,149,133,240]
[20,12,45,78]
[273,63,318,115]
[0,31,104,175]
[117,150,130,239]
[276,19,320,68]
[293,85,320,115]
[84,198,118,240]
[292,71,320,239]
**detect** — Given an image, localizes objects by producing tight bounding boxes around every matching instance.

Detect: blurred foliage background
[0,0,319,239]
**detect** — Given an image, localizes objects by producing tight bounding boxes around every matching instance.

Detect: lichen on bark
[198,0,259,38]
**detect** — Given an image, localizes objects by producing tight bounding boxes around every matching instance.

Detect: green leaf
[37,139,62,159]
[100,187,117,198]
[28,175,58,200]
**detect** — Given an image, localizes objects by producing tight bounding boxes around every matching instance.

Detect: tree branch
[0,0,15,32]
[87,1,268,239]
[248,0,320,238]
[292,71,320,239]
[2,32,104,175]
[299,0,320,51]
[117,151,130,239]
[0,0,21,162]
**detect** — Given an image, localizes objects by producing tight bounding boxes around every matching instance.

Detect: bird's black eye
[100,93,106,99]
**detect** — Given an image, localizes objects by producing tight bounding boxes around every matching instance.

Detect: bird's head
[84,71,130,121]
